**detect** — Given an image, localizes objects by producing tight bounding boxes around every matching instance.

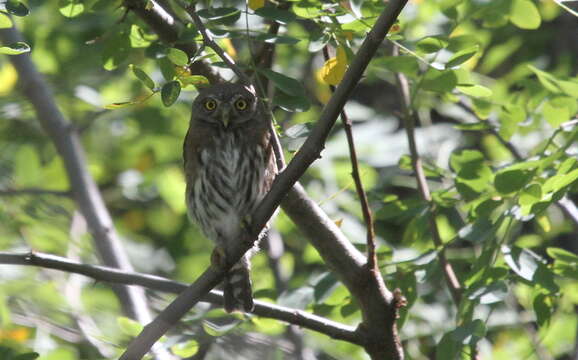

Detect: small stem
[393,45,462,305]
[179,1,250,84]
[322,46,377,273]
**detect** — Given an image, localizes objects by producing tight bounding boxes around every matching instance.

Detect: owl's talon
[211,246,227,270]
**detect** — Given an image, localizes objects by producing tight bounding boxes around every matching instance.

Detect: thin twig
[178,1,250,84]
[0,188,71,197]
[0,251,361,345]
[321,46,377,273]
[393,45,462,305]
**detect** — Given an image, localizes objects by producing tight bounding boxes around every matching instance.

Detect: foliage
[1,0,578,359]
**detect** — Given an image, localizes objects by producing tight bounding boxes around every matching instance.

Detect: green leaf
[543,168,578,194]
[0,41,30,55]
[519,183,542,206]
[457,84,493,98]
[272,91,311,112]
[502,246,539,281]
[171,340,199,358]
[422,69,457,93]
[254,33,300,45]
[156,167,186,213]
[5,0,29,16]
[59,0,85,18]
[452,319,487,345]
[547,247,578,263]
[102,30,130,70]
[416,35,448,53]
[167,48,189,66]
[436,332,461,359]
[510,0,541,30]
[161,80,181,107]
[14,353,40,360]
[313,272,338,303]
[454,122,491,131]
[202,319,241,337]
[494,169,534,194]
[197,7,240,23]
[259,69,305,96]
[533,293,553,327]
[254,7,296,24]
[293,1,323,19]
[446,46,479,68]
[117,316,143,337]
[278,287,314,310]
[0,12,13,28]
[542,96,576,127]
[467,281,508,304]
[381,55,419,77]
[130,65,155,90]
[499,104,526,140]
[457,218,494,243]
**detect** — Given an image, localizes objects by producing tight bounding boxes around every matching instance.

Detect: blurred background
[1,0,578,359]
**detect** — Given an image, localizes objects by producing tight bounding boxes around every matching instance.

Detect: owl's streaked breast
[187,131,266,246]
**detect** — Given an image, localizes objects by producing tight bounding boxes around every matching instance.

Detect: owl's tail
[224,257,254,313]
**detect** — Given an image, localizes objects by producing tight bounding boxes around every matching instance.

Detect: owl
[183,83,276,312]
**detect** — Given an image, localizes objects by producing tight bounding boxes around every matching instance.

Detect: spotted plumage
[183,83,276,312]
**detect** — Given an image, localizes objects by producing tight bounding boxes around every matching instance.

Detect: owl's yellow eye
[204,99,217,111]
[235,99,248,111]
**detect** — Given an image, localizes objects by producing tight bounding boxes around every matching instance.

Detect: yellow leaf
[248,0,265,10]
[221,38,237,59]
[318,46,348,85]
[0,63,17,96]
[334,218,343,228]
[537,215,551,233]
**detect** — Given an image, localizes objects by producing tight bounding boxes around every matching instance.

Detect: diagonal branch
[394,48,462,305]
[121,1,408,359]
[0,251,360,345]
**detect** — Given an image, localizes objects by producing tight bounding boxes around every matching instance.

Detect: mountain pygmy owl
[183,83,276,312]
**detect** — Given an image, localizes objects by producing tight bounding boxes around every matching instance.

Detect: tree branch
[0,24,159,349]
[121,1,408,358]
[322,45,378,273]
[394,47,463,305]
[0,251,360,345]
[0,188,71,197]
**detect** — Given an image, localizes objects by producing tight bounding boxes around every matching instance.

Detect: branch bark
[0,251,360,344]
[121,1,408,358]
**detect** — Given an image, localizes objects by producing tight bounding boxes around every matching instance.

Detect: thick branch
[0,251,360,344]
[121,1,407,358]
[0,25,155,333]
[394,53,462,305]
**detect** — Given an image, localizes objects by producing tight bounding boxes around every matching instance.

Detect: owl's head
[192,84,258,129]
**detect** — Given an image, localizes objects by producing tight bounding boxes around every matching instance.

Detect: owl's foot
[211,246,227,271]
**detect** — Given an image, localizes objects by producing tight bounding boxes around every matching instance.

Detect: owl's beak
[220,108,230,129]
